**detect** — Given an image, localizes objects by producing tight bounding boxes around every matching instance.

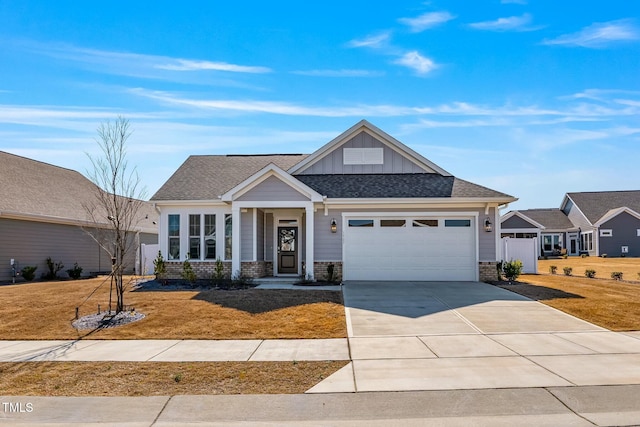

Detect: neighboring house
[0,151,158,282]
[151,120,516,282]
[501,190,640,257]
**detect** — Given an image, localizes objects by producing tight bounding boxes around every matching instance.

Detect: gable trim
[221,163,324,203]
[287,119,452,176]
[594,206,640,227]
[500,211,546,229]
[561,193,593,226]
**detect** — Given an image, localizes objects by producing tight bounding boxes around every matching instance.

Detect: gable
[236,175,310,202]
[289,120,451,176]
[502,215,538,229]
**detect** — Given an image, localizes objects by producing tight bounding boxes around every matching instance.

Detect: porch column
[231,205,241,276]
[305,203,314,280]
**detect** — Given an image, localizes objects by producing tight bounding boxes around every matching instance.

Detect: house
[151,120,516,282]
[0,151,158,282]
[501,190,640,257]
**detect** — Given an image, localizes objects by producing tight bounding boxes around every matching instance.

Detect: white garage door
[343,216,477,281]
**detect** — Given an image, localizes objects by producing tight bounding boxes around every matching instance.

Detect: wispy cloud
[469,14,540,32]
[15,40,272,83]
[155,59,271,73]
[398,11,456,33]
[542,19,639,48]
[291,69,384,77]
[347,32,391,49]
[393,51,438,75]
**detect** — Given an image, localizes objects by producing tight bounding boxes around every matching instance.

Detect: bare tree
[84,117,147,313]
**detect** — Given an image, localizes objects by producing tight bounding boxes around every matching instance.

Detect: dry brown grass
[0,361,348,396]
[0,277,346,340]
[499,273,640,331]
[538,257,640,281]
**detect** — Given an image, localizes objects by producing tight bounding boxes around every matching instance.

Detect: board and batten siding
[240,210,253,261]
[256,209,265,260]
[0,218,153,282]
[502,215,537,229]
[295,131,428,175]
[236,176,309,202]
[598,212,640,257]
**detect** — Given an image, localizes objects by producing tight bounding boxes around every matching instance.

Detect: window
[224,214,232,260]
[581,232,593,252]
[204,214,216,259]
[445,219,471,227]
[413,219,438,227]
[381,219,405,227]
[600,229,612,237]
[542,234,561,252]
[348,219,374,227]
[189,214,201,259]
[168,214,180,260]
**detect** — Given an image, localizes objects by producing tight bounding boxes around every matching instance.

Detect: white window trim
[600,229,613,237]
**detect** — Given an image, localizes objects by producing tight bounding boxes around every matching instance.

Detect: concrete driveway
[309,281,640,394]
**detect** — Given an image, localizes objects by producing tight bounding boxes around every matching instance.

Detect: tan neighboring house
[151,120,516,282]
[0,151,158,283]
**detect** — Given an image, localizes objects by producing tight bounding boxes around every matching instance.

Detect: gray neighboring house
[151,120,516,282]
[0,151,158,283]
[501,190,640,257]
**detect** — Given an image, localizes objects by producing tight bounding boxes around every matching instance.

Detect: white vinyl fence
[501,237,538,274]
[139,243,159,276]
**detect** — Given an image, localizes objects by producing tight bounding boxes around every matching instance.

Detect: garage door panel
[344,216,476,281]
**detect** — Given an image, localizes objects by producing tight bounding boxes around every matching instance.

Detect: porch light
[330,218,337,233]
[484,217,493,232]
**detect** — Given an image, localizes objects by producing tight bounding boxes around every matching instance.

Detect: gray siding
[599,212,640,257]
[0,218,149,282]
[502,216,537,229]
[256,209,265,260]
[240,210,253,261]
[237,176,309,202]
[564,199,591,228]
[296,131,427,175]
[265,213,274,261]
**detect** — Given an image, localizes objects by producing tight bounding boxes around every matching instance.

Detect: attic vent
[343,148,383,165]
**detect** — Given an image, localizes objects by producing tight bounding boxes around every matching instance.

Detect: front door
[568,233,579,256]
[277,226,298,274]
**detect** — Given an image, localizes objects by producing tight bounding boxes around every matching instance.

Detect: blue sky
[1,1,639,210]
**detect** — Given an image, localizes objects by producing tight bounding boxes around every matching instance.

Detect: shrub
[563,267,573,276]
[20,266,37,281]
[43,257,64,280]
[584,269,596,279]
[549,265,557,274]
[181,256,197,284]
[153,251,167,283]
[66,262,83,280]
[496,261,504,280]
[601,254,607,258]
[581,254,588,258]
[611,271,623,281]
[231,271,254,287]
[503,260,523,282]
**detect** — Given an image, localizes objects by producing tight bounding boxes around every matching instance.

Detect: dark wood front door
[277,226,298,274]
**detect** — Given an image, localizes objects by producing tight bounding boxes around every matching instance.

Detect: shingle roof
[567,190,640,224]
[0,151,157,227]
[516,208,575,230]
[151,154,308,200]
[294,174,514,199]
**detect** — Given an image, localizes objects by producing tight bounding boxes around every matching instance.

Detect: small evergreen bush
[563,267,573,276]
[503,260,523,282]
[611,271,623,281]
[181,255,197,283]
[21,266,37,281]
[549,265,557,274]
[66,262,83,280]
[153,251,167,283]
[584,269,596,279]
[43,257,64,280]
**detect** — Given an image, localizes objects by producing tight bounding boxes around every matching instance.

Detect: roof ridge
[0,150,85,175]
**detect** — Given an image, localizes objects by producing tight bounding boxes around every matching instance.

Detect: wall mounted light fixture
[484,217,493,232]
[330,218,337,233]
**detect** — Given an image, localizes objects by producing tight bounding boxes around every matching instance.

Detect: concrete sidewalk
[3,386,640,425]
[0,338,350,362]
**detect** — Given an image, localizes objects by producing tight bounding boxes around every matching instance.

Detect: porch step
[252,276,300,286]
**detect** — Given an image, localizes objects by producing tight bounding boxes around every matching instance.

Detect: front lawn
[538,257,640,281]
[0,277,346,340]
[499,271,640,331]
